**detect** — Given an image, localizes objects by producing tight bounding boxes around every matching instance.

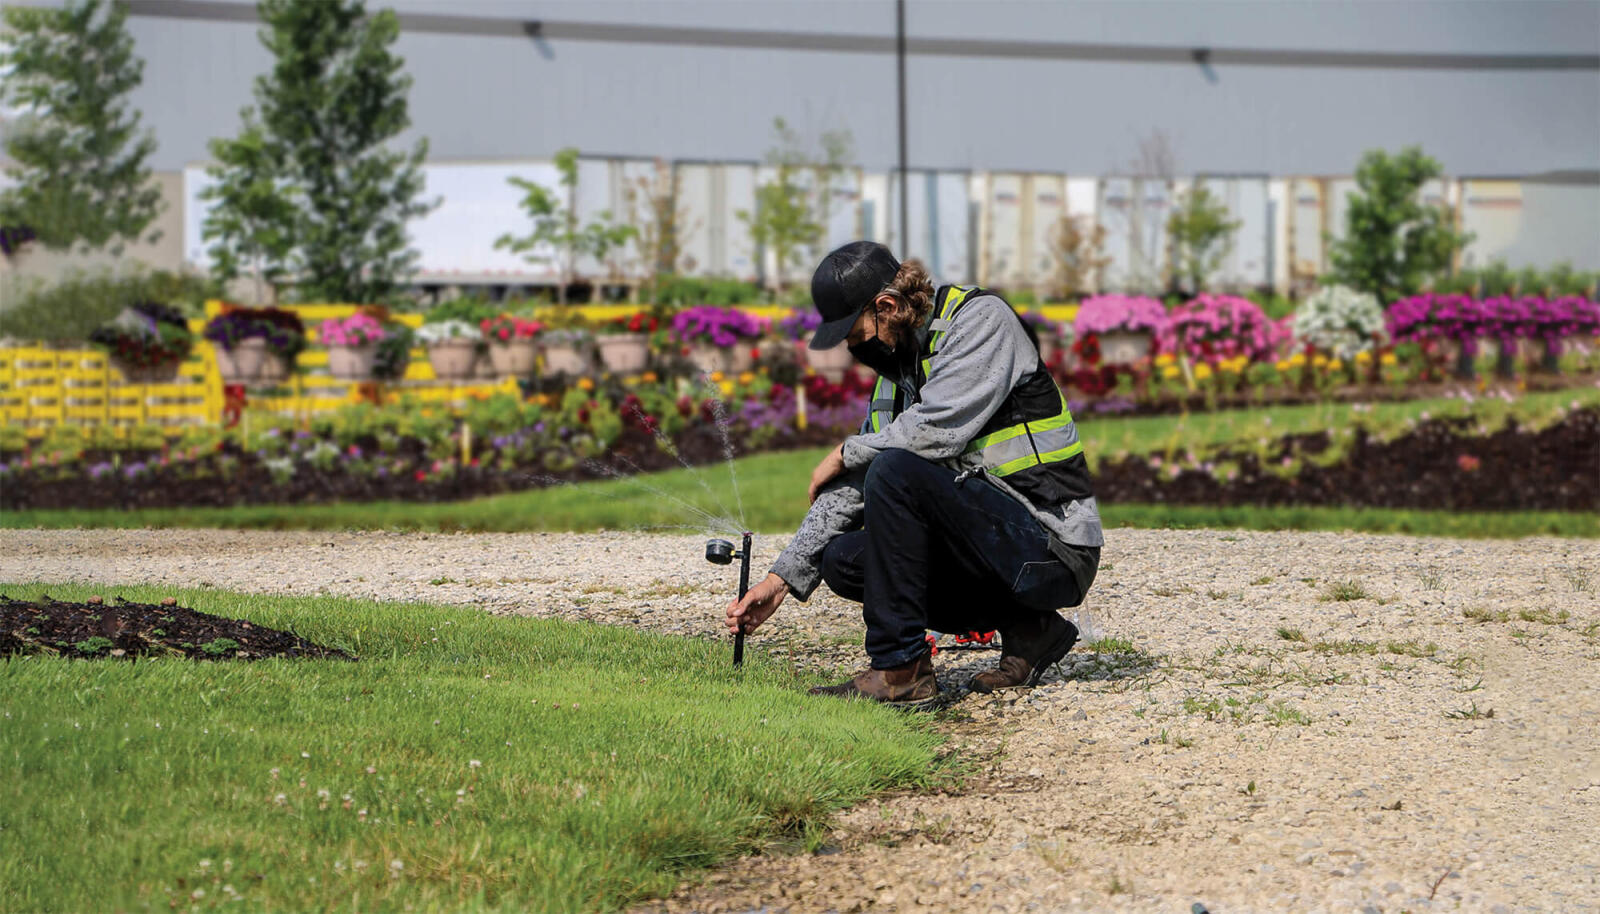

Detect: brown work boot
[809,652,941,708]
[969,611,1078,693]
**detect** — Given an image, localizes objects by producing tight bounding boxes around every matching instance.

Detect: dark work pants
[819,448,1099,669]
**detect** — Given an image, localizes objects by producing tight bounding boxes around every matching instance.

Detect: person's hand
[808,444,846,504]
[726,573,789,636]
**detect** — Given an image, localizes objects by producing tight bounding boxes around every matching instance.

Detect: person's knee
[820,536,864,600]
[863,448,931,499]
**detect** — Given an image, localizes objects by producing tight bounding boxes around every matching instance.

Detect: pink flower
[1457,454,1481,472]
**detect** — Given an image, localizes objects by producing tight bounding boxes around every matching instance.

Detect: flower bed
[0,374,871,511]
[1093,404,1598,512]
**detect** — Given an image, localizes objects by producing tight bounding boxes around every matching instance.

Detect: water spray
[704,532,752,666]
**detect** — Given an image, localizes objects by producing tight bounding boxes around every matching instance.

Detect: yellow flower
[737,371,755,385]
[576,377,595,392]
[1327,359,1343,373]
[1193,363,1213,380]
[1161,365,1180,380]
[1154,353,1176,367]
[641,371,658,383]
[1312,354,1329,368]
[1288,353,1307,368]
[710,371,725,382]
[1380,353,1398,366]
[1354,350,1373,364]
[718,380,734,396]
[1275,359,1290,372]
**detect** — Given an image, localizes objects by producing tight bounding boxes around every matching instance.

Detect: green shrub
[0,268,219,342]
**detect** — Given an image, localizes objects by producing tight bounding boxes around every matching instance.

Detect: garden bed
[0,595,351,660]
[1093,406,1598,511]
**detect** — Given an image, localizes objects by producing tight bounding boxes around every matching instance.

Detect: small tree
[623,159,702,301]
[1326,146,1471,305]
[208,0,433,303]
[199,115,296,304]
[1048,214,1112,299]
[496,147,636,303]
[0,0,163,253]
[1166,182,1241,293]
[738,119,829,296]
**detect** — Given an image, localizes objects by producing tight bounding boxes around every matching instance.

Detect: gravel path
[4,528,1597,912]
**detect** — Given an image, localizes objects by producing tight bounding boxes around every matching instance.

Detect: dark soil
[1,422,844,512]
[0,596,354,661]
[1093,407,1599,512]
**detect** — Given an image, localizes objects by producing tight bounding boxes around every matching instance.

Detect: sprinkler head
[704,539,735,565]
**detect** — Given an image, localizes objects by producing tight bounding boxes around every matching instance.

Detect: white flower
[469,759,482,769]
[300,751,310,759]
[390,859,404,873]
[273,793,287,805]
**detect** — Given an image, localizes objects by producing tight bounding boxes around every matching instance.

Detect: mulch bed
[3,405,1595,515]
[1092,407,1599,512]
[2,422,843,511]
[0,596,354,661]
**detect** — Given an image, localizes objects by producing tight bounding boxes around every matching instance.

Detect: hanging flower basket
[481,315,542,378]
[204,306,306,384]
[597,333,650,374]
[673,306,767,377]
[417,320,481,381]
[320,314,388,381]
[595,312,658,374]
[540,330,595,378]
[90,302,195,384]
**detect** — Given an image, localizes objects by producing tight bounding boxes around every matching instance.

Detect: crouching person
[724,242,1102,706]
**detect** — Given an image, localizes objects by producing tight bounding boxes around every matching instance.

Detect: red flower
[1457,454,1481,473]
[414,469,427,481]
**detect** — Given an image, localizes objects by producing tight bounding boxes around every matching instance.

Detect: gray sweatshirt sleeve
[767,467,865,601]
[840,295,1031,471]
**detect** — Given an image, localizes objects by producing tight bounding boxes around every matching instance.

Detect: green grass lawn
[0,583,943,913]
[6,389,1594,538]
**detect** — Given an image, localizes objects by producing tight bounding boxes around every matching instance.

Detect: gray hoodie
[770,293,1104,600]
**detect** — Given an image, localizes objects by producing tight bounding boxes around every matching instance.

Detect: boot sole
[969,624,1079,694]
[1023,624,1079,687]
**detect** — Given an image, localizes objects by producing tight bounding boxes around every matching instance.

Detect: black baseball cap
[808,241,900,350]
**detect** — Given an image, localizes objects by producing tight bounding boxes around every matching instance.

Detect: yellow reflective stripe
[989,440,1084,477]
[964,410,1074,453]
[921,286,973,376]
[869,376,896,432]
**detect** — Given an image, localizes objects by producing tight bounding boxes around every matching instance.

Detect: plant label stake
[705,532,753,666]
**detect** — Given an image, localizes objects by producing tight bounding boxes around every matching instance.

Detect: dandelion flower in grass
[469,759,482,769]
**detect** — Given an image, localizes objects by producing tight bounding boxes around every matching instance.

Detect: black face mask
[847,310,902,376]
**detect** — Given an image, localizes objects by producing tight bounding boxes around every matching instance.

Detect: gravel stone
[2,527,1596,913]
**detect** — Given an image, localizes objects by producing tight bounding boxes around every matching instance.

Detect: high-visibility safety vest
[863,285,1094,509]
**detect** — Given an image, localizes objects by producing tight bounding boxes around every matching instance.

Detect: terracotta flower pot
[327,343,380,380]
[426,340,479,381]
[214,338,273,383]
[802,334,854,382]
[541,342,593,378]
[597,333,650,374]
[1098,330,1153,366]
[487,339,539,377]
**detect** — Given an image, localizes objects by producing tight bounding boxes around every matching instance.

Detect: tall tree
[1326,147,1471,305]
[206,0,432,303]
[1166,182,1241,293]
[0,0,163,253]
[199,115,296,304]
